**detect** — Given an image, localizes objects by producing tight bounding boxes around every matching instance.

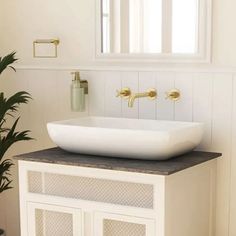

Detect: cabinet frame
[18,159,216,236]
[27,202,82,236]
[94,211,155,236]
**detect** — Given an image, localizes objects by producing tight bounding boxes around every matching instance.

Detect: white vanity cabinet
[94,212,155,236]
[27,202,82,236]
[18,154,217,236]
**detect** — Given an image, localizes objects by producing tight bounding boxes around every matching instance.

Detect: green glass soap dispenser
[71,71,88,112]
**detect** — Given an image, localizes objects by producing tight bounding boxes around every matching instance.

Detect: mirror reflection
[101,0,199,54]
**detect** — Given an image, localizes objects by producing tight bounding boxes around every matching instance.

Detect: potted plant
[0,52,32,236]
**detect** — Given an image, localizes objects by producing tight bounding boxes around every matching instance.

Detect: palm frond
[0,52,33,194]
[0,128,10,133]
[0,52,18,75]
[0,118,33,160]
[0,180,13,193]
[0,159,14,193]
[0,91,32,129]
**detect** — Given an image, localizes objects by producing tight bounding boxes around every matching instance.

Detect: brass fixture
[116,87,131,99]
[165,89,181,101]
[33,39,60,58]
[128,89,157,108]
[34,39,60,45]
[71,72,88,94]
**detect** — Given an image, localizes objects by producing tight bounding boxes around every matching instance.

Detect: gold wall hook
[166,89,181,101]
[116,87,131,99]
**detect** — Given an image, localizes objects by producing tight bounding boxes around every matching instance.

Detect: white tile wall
[0,68,236,236]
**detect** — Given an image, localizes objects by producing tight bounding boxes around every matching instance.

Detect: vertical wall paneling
[43,71,76,122]
[174,73,194,122]
[120,72,139,118]
[86,71,106,116]
[229,75,236,236]
[29,70,89,149]
[78,70,91,117]
[8,70,31,132]
[104,71,122,117]
[211,73,233,236]
[193,73,213,150]
[155,72,175,120]
[28,70,50,142]
[138,72,157,119]
[2,68,236,236]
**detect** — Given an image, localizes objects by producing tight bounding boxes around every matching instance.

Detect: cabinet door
[94,212,155,236]
[27,202,82,236]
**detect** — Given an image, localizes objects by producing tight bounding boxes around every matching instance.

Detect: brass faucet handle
[116,87,131,99]
[166,89,181,101]
[147,89,157,100]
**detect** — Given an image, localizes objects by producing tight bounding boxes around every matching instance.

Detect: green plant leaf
[0,91,32,130]
[0,159,14,193]
[0,52,18,75]
[0,118,33,160]
[0,52,33,194]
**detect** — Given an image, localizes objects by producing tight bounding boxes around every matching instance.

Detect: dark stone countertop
[14,148,221,176]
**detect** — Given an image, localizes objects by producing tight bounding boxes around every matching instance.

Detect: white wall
[0,0,95,67]
[0,0,236,68]
[0,0,236,236]
[212,0,236,66]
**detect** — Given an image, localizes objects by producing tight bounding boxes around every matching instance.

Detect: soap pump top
[70,71,88,112]
[71,71,88,94]
[73,71,81,81]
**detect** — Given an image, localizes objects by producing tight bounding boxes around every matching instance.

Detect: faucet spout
[128,93,147,107]
[128,89,157,108]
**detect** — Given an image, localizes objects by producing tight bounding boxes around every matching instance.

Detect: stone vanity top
[15,148,221,176]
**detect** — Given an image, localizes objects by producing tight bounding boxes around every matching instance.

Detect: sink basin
[47,116,204,160]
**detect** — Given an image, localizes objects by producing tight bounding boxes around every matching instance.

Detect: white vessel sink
[47,116,204,160]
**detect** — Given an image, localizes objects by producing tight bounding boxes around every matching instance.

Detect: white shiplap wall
[0,69,235,236]
[85,70,234,236]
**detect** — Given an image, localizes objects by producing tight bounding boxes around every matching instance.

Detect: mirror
[97,0,210,61]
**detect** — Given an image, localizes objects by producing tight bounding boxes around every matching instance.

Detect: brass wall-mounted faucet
[117,87,157,108]
[128,89,157,108]
[117,87,180,108]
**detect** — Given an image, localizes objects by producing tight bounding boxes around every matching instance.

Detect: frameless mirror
[97,0,211,62]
